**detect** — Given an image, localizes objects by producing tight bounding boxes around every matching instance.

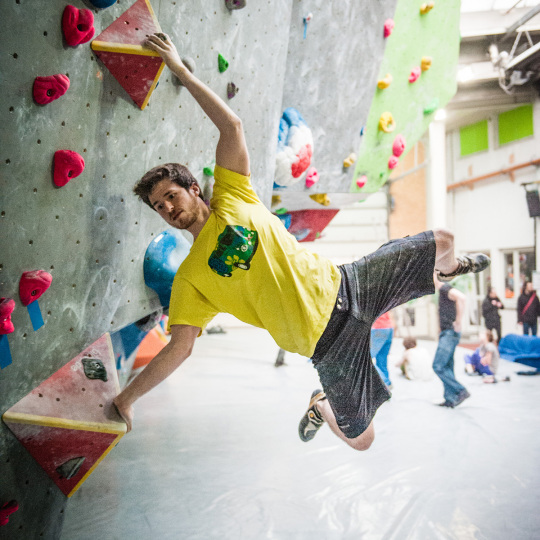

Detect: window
[504,249,536,298]
[460,120,489,157]
[498,104,534,146]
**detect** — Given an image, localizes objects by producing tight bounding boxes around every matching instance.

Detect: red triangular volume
[94,0,161,46]
[2,334,126,497]
[93,50,163,108]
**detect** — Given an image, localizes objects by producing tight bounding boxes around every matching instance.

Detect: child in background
[465,330,508,383]
[397,337,434,381]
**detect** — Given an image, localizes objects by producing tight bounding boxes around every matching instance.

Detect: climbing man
[113,33,490,451]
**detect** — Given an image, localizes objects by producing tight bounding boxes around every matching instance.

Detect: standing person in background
[482,287,504,342]
[370,311,394,389]
[517,281,540,336]
[433,275,470,408]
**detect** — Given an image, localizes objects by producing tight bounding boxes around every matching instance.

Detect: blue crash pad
[499,334,540,369]
[143,229,191,307]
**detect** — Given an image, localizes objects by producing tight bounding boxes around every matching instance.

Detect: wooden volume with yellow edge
[2,333,126,497]
[91,0,165,110]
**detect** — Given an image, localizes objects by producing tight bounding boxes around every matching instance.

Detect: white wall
[446,99,540,336]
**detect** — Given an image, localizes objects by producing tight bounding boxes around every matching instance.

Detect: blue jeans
[433,329,466,403]
[523,322,538,336]
[370,328,393,386]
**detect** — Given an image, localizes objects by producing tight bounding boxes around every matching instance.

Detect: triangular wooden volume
[2,334,126,497]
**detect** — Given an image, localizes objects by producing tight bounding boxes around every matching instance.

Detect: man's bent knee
[433,228,454,248]
[349,427,375,451]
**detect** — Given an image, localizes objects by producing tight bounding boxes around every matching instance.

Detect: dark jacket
[482,296,503,327]
[517,292,540,325]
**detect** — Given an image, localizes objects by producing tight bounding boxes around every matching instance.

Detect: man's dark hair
[133,163,204,209]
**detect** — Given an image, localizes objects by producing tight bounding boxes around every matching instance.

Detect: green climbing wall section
[351,0,461,193]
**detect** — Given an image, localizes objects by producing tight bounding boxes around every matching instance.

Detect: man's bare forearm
[115,341,191,407]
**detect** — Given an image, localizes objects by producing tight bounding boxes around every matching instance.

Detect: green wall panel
[460,120,489,156]
[498,104,534,146]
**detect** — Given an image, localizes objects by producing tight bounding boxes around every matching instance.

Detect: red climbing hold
[0,500,19,526]
[356,175,367,189]
[384,19,394,38]
[53,150,85,188]
[33,75,70,105]
[388,156,399,169]
[62,5,95,46]
[0,298,15,335]
[392,135,406,157]
[409,67,421,83]
[19,271,53,307]
[305,167,319,188]
[291,145,313,178]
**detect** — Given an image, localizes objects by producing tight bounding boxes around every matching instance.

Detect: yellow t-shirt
[168,165,341,357]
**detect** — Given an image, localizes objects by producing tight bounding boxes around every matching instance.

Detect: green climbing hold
[203,167,214,176]
[218,53,229,73]
[424,98,439,115]
[275,207,288,215]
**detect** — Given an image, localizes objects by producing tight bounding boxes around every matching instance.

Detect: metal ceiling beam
[498,4,540,42]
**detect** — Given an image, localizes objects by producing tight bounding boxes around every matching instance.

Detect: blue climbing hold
[143,229,191,307]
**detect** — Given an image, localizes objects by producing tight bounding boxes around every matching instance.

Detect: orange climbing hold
[379,112,395,133]
[421,56,432,71]
[420,1,435,15]
[377,73,393,89]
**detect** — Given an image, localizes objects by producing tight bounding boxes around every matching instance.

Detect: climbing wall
[0,1,293,537]
[352,0,461,193]
[277,0,399,195]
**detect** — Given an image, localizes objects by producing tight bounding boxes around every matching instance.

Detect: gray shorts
[312,231,437,438]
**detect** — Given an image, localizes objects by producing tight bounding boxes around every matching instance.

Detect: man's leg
[433,330,466,404]
[317,399,374,451]
[433,228,489,279]
[523,323,531,335]
[371,329,393,387]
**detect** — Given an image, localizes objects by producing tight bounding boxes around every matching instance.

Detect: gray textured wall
[279,0,398,193]
[0,1,292,537]
[0,0,394,537]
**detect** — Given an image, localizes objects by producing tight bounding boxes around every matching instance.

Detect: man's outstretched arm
[113,324,200,431]
[145,33,250,177]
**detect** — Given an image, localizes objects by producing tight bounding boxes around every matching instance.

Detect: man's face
[149,179,201,230]
[526,282,534,294]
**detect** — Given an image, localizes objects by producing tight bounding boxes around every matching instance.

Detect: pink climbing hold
[384,19,394,38]
[388,156,399,169]
[0,500,19,526]
[305,167,319,188]
[62,5,95,46]
[19,271,53,307]
[356,175,367,189]
[33,75,70,105]
[53,150,85,188]
[0,299,15,335]
[392,135,406,157]
[409,67,421,83]
[291,145,313,179]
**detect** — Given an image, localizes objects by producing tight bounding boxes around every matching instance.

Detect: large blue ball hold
[88,0,117,8]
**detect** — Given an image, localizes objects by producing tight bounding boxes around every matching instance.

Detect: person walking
[433,275,470,408]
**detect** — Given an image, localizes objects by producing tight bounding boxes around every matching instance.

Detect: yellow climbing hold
[379,112,396,133]
[377,73,393,89]
[310,193,331,206]
[343,153,357,168]
[420,1,434,15]
[421,56,432,71]
[271,195,282,207]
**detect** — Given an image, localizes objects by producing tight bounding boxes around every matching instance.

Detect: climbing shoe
[437,253,490,282]
[298,389,326,442]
